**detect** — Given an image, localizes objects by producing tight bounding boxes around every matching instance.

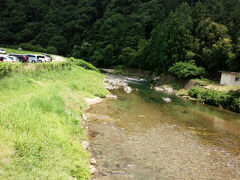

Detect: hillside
[0,0,240,75]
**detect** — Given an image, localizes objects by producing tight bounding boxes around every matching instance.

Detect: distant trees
[0,0,240,75]
[193,18,235,73]
[144,3,194,72]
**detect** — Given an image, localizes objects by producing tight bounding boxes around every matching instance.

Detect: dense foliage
[168,61,205,79]
[70,57,100,72]
[1,0,240,75]
[189,87,240,113]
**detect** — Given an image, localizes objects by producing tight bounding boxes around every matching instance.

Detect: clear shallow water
[86,80,240,180]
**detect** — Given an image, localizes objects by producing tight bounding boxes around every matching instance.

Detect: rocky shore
[81,74,142,176]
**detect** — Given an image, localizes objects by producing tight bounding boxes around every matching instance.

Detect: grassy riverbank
[0,64,108,179]
[153,76,240,113]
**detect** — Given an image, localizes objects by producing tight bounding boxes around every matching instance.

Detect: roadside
[52,55,66,62]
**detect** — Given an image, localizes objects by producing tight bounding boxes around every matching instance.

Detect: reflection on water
[86,81,240,179]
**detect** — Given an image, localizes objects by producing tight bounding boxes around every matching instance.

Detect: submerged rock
[89,165,96,175]
[102,172,108,176]
[162,97,171,103]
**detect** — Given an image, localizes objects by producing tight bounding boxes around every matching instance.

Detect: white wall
[220,73,240,86]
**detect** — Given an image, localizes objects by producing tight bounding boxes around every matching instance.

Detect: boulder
[82,141,89,150]
[164,87,174,93]
[89,165,96,175]
[124,87,132,93]
[154,87,164,92]
[106,94,118,99]
[162,97,171,103]
[90,158,97,165]
[84,97,103,106]
[82,114,87,121]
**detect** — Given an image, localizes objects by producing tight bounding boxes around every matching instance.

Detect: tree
[194,18,235,73]
[48,36,68,55]
[168,60,206,79]
[119,47,136,66]
[144,3,194,72]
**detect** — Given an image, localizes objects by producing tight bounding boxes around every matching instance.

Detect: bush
[70,57,99,72]
[189,87,227,106]
[47,46,57,54]
[225,90,240,113]
[168,60,206,79]
[19,43,47,53]
[0,61,72,79]
[189,87,240,113]
[0,63,23,78]
[35,61,72,72]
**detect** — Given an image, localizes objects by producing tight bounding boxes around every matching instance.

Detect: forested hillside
[0,0,240,75]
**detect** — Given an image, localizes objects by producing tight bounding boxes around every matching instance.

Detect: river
[86,76,240,180]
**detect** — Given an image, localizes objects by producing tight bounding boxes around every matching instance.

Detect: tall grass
[0,65,108,179]
[1,47,44,55]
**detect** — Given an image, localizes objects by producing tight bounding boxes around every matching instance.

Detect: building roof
[219,71,240,75]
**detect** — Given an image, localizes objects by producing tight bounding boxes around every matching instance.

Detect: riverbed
[86,77,240,179]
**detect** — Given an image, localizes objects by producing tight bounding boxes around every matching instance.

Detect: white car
[37,55,51,62]
[44,55,52,62]
[0,49,6,54]
[8,56,20,62]
[3,56,15,63]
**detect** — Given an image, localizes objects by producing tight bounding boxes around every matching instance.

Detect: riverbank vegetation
[189,87,240,113]
[0,62,108,179]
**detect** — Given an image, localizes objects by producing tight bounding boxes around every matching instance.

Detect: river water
[86,77,240,180]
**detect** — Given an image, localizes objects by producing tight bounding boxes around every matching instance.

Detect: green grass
[1,47,44,55]
[0,65,109,179]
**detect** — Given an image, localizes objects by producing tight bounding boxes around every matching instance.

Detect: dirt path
[51,55,66,62]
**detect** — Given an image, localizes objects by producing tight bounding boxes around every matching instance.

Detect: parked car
[0,49,6,54]
[8,56,20,62]
[37,55,52,62]
[26,54,40,63]
[44,54,52,62]
[2,56,15,63]
[9,54,28,63]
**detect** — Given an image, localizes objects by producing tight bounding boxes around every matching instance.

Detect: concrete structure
[220,71,240,86]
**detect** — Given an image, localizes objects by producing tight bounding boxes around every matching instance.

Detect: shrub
[168,60,206,79]
[189,87,240,113]
[0,61,72,79]
[70,57,99,72]
[35,61,72,72]
[225,90,240,113]
[0,63,23,78]
[189,87,227,106]
[47,46,57,54]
